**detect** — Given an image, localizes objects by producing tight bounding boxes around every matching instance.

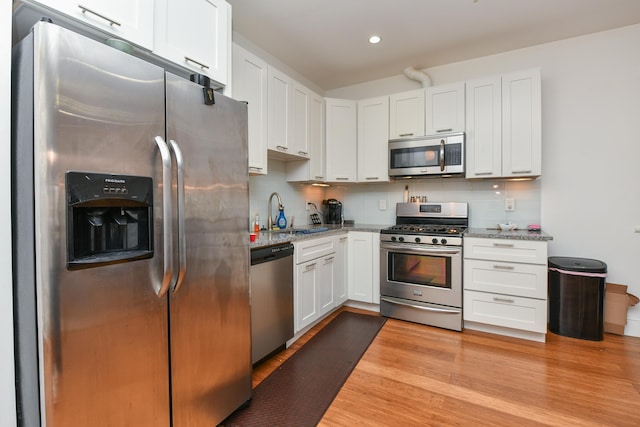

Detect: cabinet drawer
[463,290,547,333]
[464,237,547,265]
[464,259,547,299]
[294,236,335,264]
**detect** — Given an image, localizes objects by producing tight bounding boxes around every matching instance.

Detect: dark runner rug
[222,311,387,427]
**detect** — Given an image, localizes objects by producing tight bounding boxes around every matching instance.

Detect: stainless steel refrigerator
[12,22,251,426]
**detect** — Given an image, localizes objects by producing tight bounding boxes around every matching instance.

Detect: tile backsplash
[250,160,541,230]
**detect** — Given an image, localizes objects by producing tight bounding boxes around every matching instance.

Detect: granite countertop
[464,228,553,241]
[249,223,389,249]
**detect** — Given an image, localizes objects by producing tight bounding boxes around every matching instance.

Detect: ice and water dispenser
[66,172,153,269]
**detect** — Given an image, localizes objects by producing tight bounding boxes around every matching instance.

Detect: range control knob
[414,237,421,243]
[441,238,448,245]
[399,236,405,242]
[432,238,438,244]
[390,236,397,242]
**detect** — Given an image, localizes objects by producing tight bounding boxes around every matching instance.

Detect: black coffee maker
[322,199,343,224]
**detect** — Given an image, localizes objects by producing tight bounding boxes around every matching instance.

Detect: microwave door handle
[440,139,445,171]
[168,139,187,294]
[154,136,174,298]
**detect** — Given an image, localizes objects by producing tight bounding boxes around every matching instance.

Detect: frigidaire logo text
[105,178,126,184]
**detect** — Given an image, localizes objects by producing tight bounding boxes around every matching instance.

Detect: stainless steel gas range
[380,202,468,331]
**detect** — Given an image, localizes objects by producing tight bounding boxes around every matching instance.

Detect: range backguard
[66,172,154,269]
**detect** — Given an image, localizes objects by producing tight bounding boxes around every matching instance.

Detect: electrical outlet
[379,199,387,210]
[505,198,515,211]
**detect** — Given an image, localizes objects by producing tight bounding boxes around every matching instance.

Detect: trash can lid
[548,256,607,273]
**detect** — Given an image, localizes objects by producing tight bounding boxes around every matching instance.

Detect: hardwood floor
[253,307,640,426]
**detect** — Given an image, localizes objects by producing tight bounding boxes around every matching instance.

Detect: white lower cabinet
[463,237,548,342]
[334,234,349,306]
[348,231,380,304]
[294,236,336,333]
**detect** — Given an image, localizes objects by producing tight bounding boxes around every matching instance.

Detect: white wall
[325,23,640,336]
[2,1,17,425]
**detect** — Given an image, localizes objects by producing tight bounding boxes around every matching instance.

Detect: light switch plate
[505,198,515,211]
[379,199,387,210]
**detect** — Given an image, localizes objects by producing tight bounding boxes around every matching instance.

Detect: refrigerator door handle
[154,136,174,297]
[168,139,187,293]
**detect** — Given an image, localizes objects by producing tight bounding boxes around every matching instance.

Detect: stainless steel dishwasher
[250,242,294,364]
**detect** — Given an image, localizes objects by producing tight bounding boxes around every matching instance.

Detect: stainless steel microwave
[388,132,465,178]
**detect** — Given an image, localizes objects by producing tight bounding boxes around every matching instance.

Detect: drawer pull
[324,256,334,263]
[298,151,308,155]
[493,297,515,303]
[276,145,288,151]
[493,243,514,248]
[493,265,515,270]
[78,5,121,27]
[436,128,453,133]
[339,236,348,241]
[305,263,316,271]
[184,56,210,70]
[398,133,414,137]
[365,177,379,180]
[335,177,350,181]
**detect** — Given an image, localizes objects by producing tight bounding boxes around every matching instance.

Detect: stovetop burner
[383,224,466,236]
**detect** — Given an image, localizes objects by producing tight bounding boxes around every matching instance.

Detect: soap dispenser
[276,206,287,229]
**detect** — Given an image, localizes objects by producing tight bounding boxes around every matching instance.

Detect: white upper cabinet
[232,43,268,175]
[425,82,465,135]
[29,0,154,50]
[287,91,325,182]
[465,76,502,178]
[291,81,310,157]
[389,89,425,139]
[154,0,230,85]
[267,66,292,156]
[357,96,389,182]
[502,69,542,178]
[465,68,541,179]
[325,98,357,182]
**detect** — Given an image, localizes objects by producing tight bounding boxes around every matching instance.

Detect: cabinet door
[318,255,335,315]
[357,96,389,182]
[389,89,425,139]
[465,76,502,178]
[286,91,325,182]
[36,0,154,49]
[334,235,349,306]
[267,66,292,155]
[154,0,229,85]
[290,81,310,157]
[502,68,541,177]
[325,98,357,182]
[295,261,318,332]
[348,231,374,303]
[232,43,268,175]
[425,82,465,135]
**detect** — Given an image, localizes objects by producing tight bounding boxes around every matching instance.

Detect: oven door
[380,241,462,307]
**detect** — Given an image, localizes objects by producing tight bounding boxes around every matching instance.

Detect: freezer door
[165,73,251,426]
[13,23,170,426]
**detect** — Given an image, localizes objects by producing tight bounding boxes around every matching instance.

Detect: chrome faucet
[267,192,284,230]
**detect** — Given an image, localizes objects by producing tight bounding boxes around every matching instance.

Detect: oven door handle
[381,243,461,255]
[381,297,461,314]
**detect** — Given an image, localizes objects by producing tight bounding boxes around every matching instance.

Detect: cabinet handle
[184,56,210,70]
[276,145,288,151]
[365,177,379,180]
[339,237,348,241]
[249,166,263,171]
[78,5,121,27]
[335,177,350,181]
[305,263,316,271]
[399,133,414,137]
[474,172,494,176]
[324,256,334,263]
[493,297,515,303]
[493,243,514,248]
[314,176,325,179]
[512,170,532,174]
[298,151,308,155]
[493,265,515,270]
[436,128,453,133]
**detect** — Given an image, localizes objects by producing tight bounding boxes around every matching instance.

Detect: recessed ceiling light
[369,35,381,44]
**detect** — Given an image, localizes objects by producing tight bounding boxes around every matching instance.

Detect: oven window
[388,252,451,288]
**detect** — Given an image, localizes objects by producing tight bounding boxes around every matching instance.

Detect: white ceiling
[227,0,640,90]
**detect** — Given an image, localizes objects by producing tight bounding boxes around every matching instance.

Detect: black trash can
[548,257,607,340]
